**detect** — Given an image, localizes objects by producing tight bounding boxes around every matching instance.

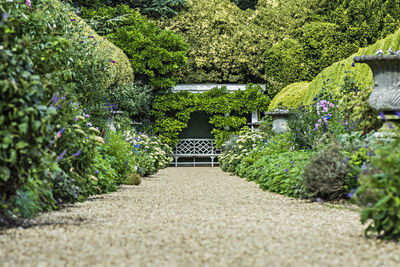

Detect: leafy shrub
[254,150,313,198]
[335,71,381,134]
[0,2,56,207]
[292,22,358,79]
[357,140,400,240]
[125,173,142,185]
[71,0,187,18]
[268,82,310,111]
[303,145,350,200]
[105,81,153,126]
[230,0,257,10]
[156,0,274,84]
[303,29,400,105]
[263,39,310,93]
[81,4,188,91]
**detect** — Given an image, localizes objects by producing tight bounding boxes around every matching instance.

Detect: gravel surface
[1,167,400,266]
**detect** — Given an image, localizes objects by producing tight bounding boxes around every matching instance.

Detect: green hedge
[268,82,310,111]
[303,29,400,104]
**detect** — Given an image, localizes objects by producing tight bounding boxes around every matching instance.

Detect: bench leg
[193,157,195,167]
[175,156,179,167]
[210,156,215,167]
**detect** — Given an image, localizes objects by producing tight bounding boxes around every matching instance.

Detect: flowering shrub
[357,139,400,240]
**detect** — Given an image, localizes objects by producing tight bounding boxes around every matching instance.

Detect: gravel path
[1,167,400,266]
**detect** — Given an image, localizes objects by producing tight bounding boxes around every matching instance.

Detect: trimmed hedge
[303,29,400,104]
[72,15,134,89]
[268,82,310,111]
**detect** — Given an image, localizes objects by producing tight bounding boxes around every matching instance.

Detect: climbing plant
[152,85,270,147]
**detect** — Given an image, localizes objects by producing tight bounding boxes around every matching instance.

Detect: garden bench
[173,139,222,167]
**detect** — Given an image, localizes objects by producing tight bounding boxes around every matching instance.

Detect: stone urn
[353,55,400,111]
[354,55,400,135]
[265,110,292,134]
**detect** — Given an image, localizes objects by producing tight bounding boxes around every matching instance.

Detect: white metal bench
[173,139,222,167]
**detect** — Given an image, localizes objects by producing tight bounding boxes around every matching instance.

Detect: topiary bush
[303,29,400,105]
[268,82,310,111]
[302,145,350,200]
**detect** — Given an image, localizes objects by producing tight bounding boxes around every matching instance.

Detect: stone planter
[354,55,400,136]
[353,55,400,111]
[265,110,292,134]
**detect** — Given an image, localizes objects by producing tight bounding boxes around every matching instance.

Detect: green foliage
[156,0,274,84]
[303,145,350,200]
[107,82,153,124]
[335,71,381,134]
[71,0,187,18]
[254,150,313,198]
[303,29,400,105]
[264,39,310,93]
[268,82,310,111]
[125,173,142,185]
[358,140,400,240]
[81,4,188,91]
[152,85,270,147]
[0,1,56,205]
[292,22,359,79]
[230,0,257,10]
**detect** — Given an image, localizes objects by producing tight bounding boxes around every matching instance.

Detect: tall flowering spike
[73,149,82,157]
[57,149,67,162]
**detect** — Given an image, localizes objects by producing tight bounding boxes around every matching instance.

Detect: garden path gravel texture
[1,167,400,267]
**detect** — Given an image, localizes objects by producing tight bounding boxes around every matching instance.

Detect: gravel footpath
[1,167,400,266]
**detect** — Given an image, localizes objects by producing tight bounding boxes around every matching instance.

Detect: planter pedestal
[265,111,291,134]
[354,55,400,138]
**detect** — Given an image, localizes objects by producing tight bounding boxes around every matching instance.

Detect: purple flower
[110,60,116,64]
[351,62,355,67]
[85,114,89,118]
[395,110,400,117]
[284,168,289,175]
[26,0,31,8]
[87,122,92,127]
[88,36,94,39]
[73,149,82,157]
[80,41,84,44]
[57,127,65,138]
[379,112,386,120]
[388,123,394,129]
[71,19,76,22]
[95,170,99,174]
[57,149,67,162]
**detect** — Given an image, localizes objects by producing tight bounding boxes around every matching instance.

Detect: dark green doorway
[179,111,214,139]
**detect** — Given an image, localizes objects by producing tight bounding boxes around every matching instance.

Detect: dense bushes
[70,0,187,19]
[156,0,400,97]
[80,4,188,92]
[357,139,400,240]
[0,0,172,223]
